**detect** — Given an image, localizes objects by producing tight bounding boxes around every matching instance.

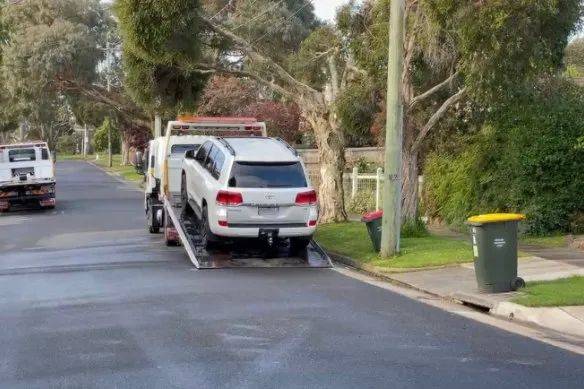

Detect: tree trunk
[401,146,418,221]
[121,137,129,166]
[304,105,347,223]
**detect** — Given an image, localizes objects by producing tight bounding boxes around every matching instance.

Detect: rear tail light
[308,220,317,227]
[218,220,228,227]
[295,190,317,205]
[216,190,243,206]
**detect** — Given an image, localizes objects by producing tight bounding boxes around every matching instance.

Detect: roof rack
[216,137,236,156]
[275,138,299,156]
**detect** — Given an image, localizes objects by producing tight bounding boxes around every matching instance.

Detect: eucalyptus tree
[115,0,581,223]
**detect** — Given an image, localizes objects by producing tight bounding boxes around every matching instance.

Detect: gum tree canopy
[115,0,582,223]
[0,0,149,135]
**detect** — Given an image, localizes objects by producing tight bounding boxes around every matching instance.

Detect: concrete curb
[492,302,584,338]
[328,250,584,340]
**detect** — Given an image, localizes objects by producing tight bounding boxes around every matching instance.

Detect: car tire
[200,205,218,249]
[290,236,311,253]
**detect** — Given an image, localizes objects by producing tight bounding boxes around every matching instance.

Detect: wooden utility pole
[106,31,113,168]
[380,0,405,257]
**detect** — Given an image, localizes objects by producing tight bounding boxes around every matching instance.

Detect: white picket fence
[308,167,424,212]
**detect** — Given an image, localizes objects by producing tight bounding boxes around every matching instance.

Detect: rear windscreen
[171,144,200,155]
[9,149,36,162]
[229,162,307,188]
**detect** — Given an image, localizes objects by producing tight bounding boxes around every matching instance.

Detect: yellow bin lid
[467,213,525,225]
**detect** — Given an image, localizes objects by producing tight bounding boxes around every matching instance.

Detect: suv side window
[195,142,211,165]
[212,149,225,179]
[41,148,50,160]
[205,146,217,174]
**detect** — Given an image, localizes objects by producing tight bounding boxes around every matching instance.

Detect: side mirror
[185,149,195,159]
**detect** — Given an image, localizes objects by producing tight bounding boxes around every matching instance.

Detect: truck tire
[146,199,160,234]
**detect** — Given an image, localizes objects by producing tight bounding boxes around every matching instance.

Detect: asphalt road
[0,161,582,388]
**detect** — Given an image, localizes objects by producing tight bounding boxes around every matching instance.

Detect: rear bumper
[0,182,56,208]
[211,224,316,238]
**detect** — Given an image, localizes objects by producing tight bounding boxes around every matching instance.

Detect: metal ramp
[164,198,333,269]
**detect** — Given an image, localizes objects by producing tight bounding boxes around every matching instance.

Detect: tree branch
[198,14,319,96]
[411,87,466,152]
[409,71,459,109]
[191,65,295,99]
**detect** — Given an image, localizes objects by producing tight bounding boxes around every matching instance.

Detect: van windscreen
[229,162,307,188]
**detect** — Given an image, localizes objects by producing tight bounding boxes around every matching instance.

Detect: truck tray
[164,198,333,269]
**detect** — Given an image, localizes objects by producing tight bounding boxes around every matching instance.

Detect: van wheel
[290,237,311,253]
[200,205,218,249]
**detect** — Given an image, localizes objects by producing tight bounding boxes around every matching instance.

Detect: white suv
[181,137,318,249]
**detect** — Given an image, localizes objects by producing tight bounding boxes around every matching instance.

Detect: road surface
[0,161,582,388]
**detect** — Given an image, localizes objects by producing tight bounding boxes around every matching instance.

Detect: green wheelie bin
[467,213,526,293]
[362,210,383,252]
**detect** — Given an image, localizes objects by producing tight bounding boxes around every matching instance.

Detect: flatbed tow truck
[155,116,333,269]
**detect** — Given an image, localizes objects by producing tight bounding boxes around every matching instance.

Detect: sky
[312,0,350,22]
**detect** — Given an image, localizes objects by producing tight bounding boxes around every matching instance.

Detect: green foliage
[565,38,584,77]
[424,0,582,101]
[56,133,79,154]
[288,26,341,89]
[347,191,376,215]
[424,79,584,234]
[351,156,377,173]
[1,0,105,103]
[336,80,377,146]
[227,0,317,62]
[115,0,208,114]
[93,117,120,153]
[401,218,429,239]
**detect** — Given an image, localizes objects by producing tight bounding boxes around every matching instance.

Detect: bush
[424,79,584,234]
[401,218,429,238]
[56,133,78,154]
[93,118,120,153]
[347,191,376,215]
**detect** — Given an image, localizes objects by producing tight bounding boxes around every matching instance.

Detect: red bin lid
[361,210,383,222]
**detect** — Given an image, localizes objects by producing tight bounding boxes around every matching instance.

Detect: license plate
[258,206,278,216]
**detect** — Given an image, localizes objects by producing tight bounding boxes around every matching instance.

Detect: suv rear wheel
[200,205,218,248]
[290,236,311,253]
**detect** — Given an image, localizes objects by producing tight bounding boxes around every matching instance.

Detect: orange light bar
[177,115,259,124]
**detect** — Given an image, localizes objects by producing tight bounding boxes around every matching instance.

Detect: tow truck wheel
[146,199,160,233]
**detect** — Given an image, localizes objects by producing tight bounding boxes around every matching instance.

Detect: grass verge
[512,276,584,307]
[315,222,473,270]
[520,234,567,248]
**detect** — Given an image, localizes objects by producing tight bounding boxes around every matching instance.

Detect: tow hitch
[259,229,279,248]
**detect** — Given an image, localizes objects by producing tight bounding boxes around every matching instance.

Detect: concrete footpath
[332,253,584,340]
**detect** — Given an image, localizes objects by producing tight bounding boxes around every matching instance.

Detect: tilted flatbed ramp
[164,197,333,269]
